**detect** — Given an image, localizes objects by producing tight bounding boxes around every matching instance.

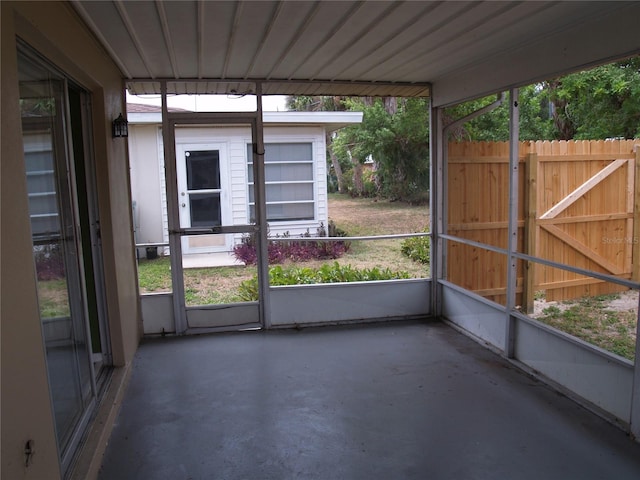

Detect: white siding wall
[128,125,164,250]
[129,124,329,254]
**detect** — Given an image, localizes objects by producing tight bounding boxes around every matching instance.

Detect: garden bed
[137,194,432,304]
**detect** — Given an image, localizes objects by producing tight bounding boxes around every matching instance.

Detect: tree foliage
[446,58,640,142]
[287,95,430,203]
[444,88,555,142]
[545,58,640,140]
[335,97,429,203]
[285,58,639,204]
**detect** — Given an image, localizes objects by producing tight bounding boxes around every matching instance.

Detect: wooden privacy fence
[447,140,640,311]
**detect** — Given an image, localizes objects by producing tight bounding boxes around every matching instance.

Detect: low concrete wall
[270,279,431,327]
[441,283,507,350]
[515,317,633,422]
[441,282,634,426]
[140,293,174,335]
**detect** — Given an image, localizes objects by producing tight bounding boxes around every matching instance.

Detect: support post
[632,146,640,282]
[631,145,640,442]
[522,152,538,314]
[505,88,520,357]
[254,83,271,329]
[430,100,444,318]
[631,291,640,441]
[161,82,187,334]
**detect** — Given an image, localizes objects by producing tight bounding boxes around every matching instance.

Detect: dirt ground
[315,194,430,277]
[533,289,639,317]
[326,193,429,236]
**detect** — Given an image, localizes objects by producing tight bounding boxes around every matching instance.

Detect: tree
[288,95,430,202]
[445,58,640,142]
[286,95,351,193]
[444,87,555,142]
[545,58,640,140]
[333,97,430,203]
[288,58,640,203]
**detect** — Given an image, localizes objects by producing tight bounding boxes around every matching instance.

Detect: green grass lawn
[137,194,431,305]
[137,256,258,306]
[37,279,70,318]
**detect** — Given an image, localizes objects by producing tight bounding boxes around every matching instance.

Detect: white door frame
[161,103,268,334]
[175,141,232,254]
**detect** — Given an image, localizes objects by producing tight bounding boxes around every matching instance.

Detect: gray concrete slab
[99,321,640,480]
[182,252,242,268]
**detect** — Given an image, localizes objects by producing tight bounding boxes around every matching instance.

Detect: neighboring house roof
[127,103,189,113]
[127,103,363,131]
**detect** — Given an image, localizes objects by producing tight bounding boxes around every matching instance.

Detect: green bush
[238,262,410,301]
[362,168,379,197]
[400,232,430,264]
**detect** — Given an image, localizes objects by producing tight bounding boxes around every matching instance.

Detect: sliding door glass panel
[19,50,93,458]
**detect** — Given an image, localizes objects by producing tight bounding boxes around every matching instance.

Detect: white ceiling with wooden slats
[71,0,640,104]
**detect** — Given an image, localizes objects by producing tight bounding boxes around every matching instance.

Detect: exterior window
[247,143,314,221]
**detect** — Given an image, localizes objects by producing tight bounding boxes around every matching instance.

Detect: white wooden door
[176,143,231,254]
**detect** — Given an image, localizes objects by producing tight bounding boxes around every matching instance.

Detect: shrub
[327,219,348,238]
[34,243,65,281]
[362,168,379,198]
[400,231,430,264]
[233,224,350,266]
[238,262,410,301]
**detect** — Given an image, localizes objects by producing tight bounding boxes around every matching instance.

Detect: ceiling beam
[114,0,155,78]
[155,0,179,79]
[221,1,244,79]
[310,0,405,81]
[70,0,132,78]
[431,1,640,106]
[244,1,284,79]
[289,0,366,80]
[266,1,321,80]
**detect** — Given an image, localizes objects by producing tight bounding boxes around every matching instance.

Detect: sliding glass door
[18,45,109,474]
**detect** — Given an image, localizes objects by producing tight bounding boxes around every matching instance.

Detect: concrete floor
[99,321,640,480]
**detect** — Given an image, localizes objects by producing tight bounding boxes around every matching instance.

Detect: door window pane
[190,193,221,226]
[186,150,220,190]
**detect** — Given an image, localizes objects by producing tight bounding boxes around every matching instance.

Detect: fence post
[633,146,640,282]
[522,152,538,314]
[631,144,640,457]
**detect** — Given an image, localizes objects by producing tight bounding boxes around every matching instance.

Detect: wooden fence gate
[447,140,640,312]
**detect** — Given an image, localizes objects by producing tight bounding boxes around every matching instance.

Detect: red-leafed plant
[233,222,350,266]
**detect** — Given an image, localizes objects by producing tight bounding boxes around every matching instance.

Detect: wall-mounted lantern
[112,113,128,138]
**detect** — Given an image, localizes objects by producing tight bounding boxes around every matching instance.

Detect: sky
[127,92,288,112]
